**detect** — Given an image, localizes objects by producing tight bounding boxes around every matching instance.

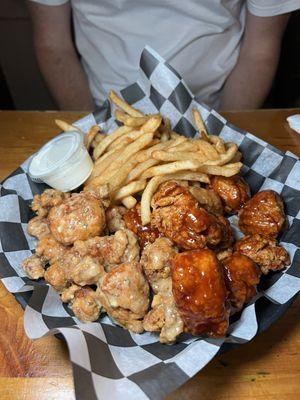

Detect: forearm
[35,45,94,111]
[220,12,289,111]
[220,51,280,110]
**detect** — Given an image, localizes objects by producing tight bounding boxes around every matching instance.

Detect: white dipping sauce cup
[28,131,93,192]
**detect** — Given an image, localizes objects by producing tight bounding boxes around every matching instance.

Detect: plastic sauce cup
[28,131,93,192]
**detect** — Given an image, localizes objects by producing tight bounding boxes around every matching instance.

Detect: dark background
[0,0,299,111]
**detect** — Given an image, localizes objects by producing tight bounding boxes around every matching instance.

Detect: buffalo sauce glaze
[171,249,229,337]
[123,204,161,250]
[238,190,285,237]
[209,175,250,213]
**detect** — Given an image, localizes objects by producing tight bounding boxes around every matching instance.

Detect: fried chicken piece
[44,262,68,292]
[151,181,232,250]
[44,247,105,291]
[124,203,161,250]
[141,238,183,343]
[35,234,68,264]
[22,254,46,279]
[189,186,223,216]
[221,253,261,312]
[71,287,102,322]
[97,262,149,333]
[105,206,126,233]
[31,189,70,217]
[209,175,250,214]
[235,234,290,274]
[143,279,184,343]
[74,229,139,271]
[171,249,229,337]
[213,215,234,250]
[238,190,285,237]
[27,216,50,239]
[70,256,104,286]
[48,191,106,245]
[61,284,81,303]
[216,247,233,261]
[140,237,177,292]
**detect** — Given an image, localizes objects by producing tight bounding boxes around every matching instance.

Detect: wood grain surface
[0,109,299,400]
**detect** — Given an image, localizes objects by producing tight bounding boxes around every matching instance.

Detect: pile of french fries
[55,91,242,225]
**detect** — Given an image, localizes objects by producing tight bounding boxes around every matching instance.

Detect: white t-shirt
[30,0,300,108]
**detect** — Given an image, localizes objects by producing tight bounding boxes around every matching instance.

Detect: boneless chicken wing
[70,287,102,322]
[105,206,126,233]
[22,254,46,280]
[235,234,290,274]
[209,175,250,214]
[140,237,177,292]
[238,190,285,237]
[48,191,106,245]
[221,253,261,312]
[27,216,50,239]
[35,234,68,264]
[97,262,149,333]
[44,247,105,291]
[171,249,229,337]
[151,181,233,250]
[143,279,184,344]
[73,229,140,271]
[31,189,70,217]
[141,238,184,343]
[124,203,161,250]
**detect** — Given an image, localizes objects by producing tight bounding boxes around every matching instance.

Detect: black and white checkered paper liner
[1,46,299,400]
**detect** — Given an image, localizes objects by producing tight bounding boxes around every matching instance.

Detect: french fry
[192,108,210,141]
[140,115,162,133]
[88,146,125,180]
[112,132,154,167]
[93,125,132,159]
[113,180,147,201]
[152,150,207,163]
[95,133,106,143]
[108,160,139,192]
[197,162,242,177]
[91,139,98,149]
[196,140,220,160]
[121,196,137,209]
[109,90,144,117]
[231,150,242,163]
[55,119,81,133]
[170,131,181,139]
[106,130,143,151]
[141,160,201,179]
[167,136,187,148]
[107,115,161,153]
[85,125,100,150]
[164,171,210,183]
[189,186,223,215]
[127,159,159,181]
[135,140,173,162]
[160,131,169,142]
[115,109,150,127]
[168,141,194,152]
[205,142,237,166]
[141,176,167,225]
[90,133,154,189]
[209,135,226,154]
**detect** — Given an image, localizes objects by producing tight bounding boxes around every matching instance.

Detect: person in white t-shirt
[27,1,300,111]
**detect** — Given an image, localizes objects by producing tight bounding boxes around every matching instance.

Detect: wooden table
[0,109,299,400]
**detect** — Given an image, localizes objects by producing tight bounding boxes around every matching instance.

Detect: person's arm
[27,1,94,111]
[220,11,290,110]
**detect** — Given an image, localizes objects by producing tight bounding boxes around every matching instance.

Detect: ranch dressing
[28,131,93,192]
